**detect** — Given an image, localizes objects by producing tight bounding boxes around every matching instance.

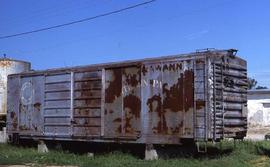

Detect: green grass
[1,141,270,167]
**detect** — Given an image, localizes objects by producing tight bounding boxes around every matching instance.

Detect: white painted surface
[0,127,7,143]
[38,141,49,153]
[247,90,270,140]
[145,149,158,160]
[248,99,270,127]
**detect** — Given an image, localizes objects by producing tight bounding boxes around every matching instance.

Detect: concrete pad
[38,140,49,153]
[145,144,158,160]
[0,127,7,143]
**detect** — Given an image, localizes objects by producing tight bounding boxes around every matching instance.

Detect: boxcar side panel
[104,66,141,139]
[19,75,44,135]
[7,76,20,132]
[73,70,102,137]
[44,73,71,136]
[141,60,194,143]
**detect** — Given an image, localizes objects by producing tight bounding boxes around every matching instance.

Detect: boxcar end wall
[7,49,247,145]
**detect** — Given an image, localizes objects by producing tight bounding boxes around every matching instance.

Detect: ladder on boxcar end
[193,54,208,152]
[212,59,225,140]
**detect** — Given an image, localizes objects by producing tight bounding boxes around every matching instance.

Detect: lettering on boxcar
[20,82,33,105]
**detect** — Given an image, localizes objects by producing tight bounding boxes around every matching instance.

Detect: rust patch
[163,73,184,112]
[184,70,194,112]
[113,118,122,122]
[170,121,183,134]
[79,73,101,106]
[10,112,16,119]
[0,60,11,67]
[10,112,17,129]
[105,68,122,103]
[117,125,122,133]
[123,94,141,118]
[142,65,148,76]
[124,111,133,133]
[147,94,162,113]
[196,59,205,64]
[196,100,205,110]
[34,102,41,111]
[123,71,139,87]
[147,94,168,134]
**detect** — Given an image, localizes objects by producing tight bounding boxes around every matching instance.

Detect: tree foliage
[247,77,268,90]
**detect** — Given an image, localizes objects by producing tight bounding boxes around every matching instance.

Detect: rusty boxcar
[6,49,247,146]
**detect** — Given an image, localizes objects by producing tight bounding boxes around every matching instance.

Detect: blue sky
[0,0,270,87]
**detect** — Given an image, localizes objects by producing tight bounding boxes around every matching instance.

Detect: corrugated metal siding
[73,71,102,137]
[44,73,71,136]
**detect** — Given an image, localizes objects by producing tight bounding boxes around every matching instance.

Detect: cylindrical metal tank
[0,57,31,123]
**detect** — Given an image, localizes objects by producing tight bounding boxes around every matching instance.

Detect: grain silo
[0,56,31,129]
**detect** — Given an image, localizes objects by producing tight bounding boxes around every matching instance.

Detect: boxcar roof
[9,49,241,77]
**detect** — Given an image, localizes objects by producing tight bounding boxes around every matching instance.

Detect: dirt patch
[249,156,269,167]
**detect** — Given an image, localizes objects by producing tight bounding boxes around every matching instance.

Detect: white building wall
[248,99,270,127]
[246,90,270,140]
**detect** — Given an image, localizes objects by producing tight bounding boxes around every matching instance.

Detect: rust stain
[183,70,194,112]
[33,102,41,111]
[147,94,168,134]
[142,65,147,76]
[163,69,194,112]
[196,59,205,64]
[123,94,140,118]
[117,125,122,133]
[170,121,183,134]
[10,111,16,119]
[113,118,122,122]
[163,73,184,112]
[0,60,12,67]
[105,68,122,103]
[147,94,162,113]
[196,100,205,110]
[123,72,139,87]
[128,74,138,87]
[10,112,17,129]
[123,94,141,134]
[124,111,133,133]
